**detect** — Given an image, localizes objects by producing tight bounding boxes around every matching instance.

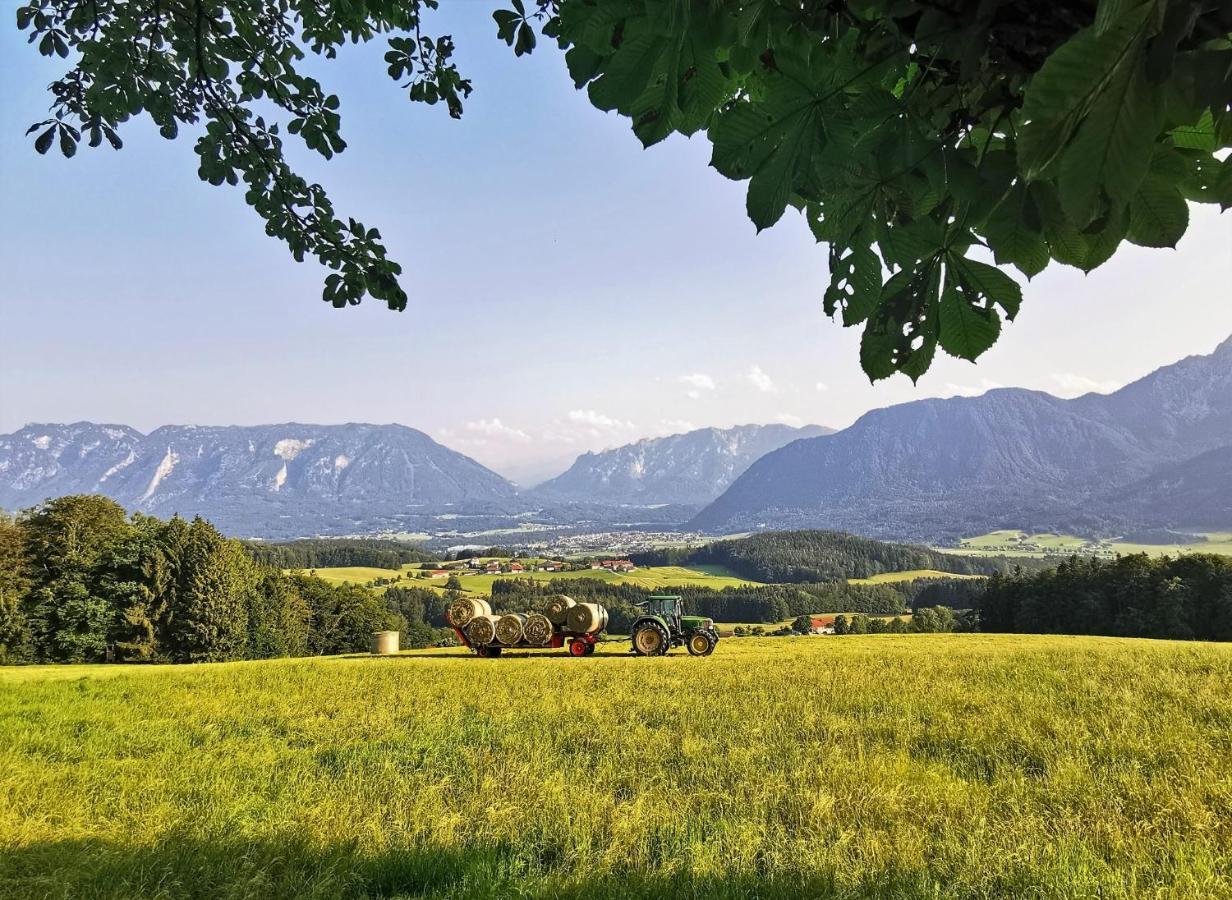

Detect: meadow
[304,563,761,595]
[951,529,1232,559]
[2,636,1230,898]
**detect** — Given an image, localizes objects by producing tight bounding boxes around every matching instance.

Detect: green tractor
[630,594,719,657]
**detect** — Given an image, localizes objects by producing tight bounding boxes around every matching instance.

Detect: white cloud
[464,418,531,443]
[815,382,829,392]
[775,412,804,427]
[659,419,698,434]
[746,364,777,393]
[567,409,636,430]
[941,378,1005,398]
[680,373,716,391]
[1050,373,1121,397]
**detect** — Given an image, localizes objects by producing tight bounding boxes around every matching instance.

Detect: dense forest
[633,531,1043,583]
[0,497,452,665]
[979,555,1232,642]
[243,538,435,571]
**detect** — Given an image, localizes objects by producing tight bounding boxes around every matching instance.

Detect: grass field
[3,636,1230,898]
[848,568,985,584]
[950,529,1232,559]
[301,563,761,596]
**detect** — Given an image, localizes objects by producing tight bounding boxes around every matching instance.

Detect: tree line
[633,531,1043,583]
[491,577,915,632]
[242,538,435,571]
[978,554,1232,642]
[0,496,453,665]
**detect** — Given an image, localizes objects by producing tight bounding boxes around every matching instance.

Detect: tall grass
[2,635,1230,898]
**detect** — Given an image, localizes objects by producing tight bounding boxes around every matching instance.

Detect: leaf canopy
[16,0,1232,380]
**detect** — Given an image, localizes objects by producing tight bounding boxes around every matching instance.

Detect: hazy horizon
[3,4,1231,485]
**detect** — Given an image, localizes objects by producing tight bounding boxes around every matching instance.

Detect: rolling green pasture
[2,636,1230,898]
[949,529,1232,559]
[300,563,761,596]
[848,568,985,585]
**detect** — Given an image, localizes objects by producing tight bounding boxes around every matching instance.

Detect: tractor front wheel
[632,621,669,656]
[687,631,715,656]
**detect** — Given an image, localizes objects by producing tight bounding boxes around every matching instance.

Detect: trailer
[448,596,606,658]
[451,625,600,658]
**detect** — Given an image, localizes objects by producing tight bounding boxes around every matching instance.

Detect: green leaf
[860,265,940,383]
[1126,176,1188,247]
[980,182,1050,278]
[1170,109,1216,151]
[938,275,1002,363]
[34,126,55,155]
[745,109,816,231]
[587,34,666,112]
[58,127,76,158]
[948,255,1023,320]
[823,242,881,326]
[1058,64,1164,227]
[1018,4,1155,179]
[1033,182,1091,269]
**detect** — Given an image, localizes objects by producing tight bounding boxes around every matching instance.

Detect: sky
[1,6,1230,485]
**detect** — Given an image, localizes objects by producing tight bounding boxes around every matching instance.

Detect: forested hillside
[634,531,1036,583]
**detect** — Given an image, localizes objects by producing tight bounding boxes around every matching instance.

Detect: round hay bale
[465,614,498,646]
[448,597,491,628]
[371,631,399,655]
[545,595,576,626]
[523,612,554,646]
[566,602,607,634]
[495,613,527,646]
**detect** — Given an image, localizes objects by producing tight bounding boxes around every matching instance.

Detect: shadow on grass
[0,834,950,899]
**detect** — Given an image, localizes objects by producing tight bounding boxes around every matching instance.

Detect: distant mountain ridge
[692,337,1232,539]
[0,423,517,537]
[531,423,834,506]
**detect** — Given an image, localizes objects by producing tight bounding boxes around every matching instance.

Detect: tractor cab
[637,594,683,627]
[630,594,719,657]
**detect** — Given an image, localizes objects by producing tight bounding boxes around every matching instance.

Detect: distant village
[420,557,638,577]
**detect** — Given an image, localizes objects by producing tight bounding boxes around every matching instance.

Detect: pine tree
[166,518,255,662]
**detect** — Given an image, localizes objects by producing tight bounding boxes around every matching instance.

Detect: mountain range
[691,336,1232,539]
[0,423,517,537]
[2,338,1229,540]
[530,423,832,506]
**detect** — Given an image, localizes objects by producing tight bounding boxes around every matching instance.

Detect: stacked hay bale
[545,595,576,626]
[566,602,608,635]
[523,612,554,646]
[495,613,527,646]
[458,592,610,652]
[448,597,491,629]
[465,614,499,647]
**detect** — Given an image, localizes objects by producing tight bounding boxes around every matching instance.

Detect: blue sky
[2,5,1230,484]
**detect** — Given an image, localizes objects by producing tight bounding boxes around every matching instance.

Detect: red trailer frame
[452,625,598,657]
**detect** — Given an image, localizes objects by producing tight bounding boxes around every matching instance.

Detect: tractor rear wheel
[687,631,715,656]
[632,621,669,656]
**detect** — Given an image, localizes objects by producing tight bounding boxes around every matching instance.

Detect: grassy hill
[951,529,1232,558]
[2,636,1229,898]
[302,563,761,596]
